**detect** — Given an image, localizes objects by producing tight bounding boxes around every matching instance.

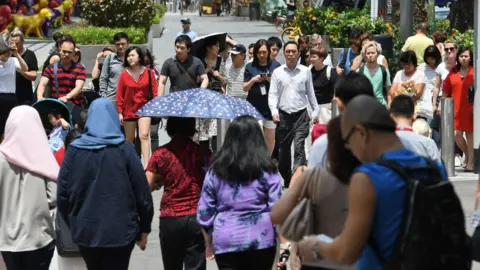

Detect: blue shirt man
[177,18,198,41]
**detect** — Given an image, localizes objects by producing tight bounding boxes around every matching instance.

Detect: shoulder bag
[174,60,199,90]
[147,68,162,126]
[279,168,321,242]
[55,213,81,257]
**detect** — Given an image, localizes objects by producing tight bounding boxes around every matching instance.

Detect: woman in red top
[116,46,158,168]
[443,47,474,171]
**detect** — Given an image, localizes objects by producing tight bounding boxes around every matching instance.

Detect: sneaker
[455,155,463,167]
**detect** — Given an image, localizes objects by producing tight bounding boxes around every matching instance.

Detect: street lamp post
[473,0,480,173]
[400,0,413,41]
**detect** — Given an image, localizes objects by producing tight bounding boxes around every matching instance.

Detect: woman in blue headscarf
[56,98,154,270]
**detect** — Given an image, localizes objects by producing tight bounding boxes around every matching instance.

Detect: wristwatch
[312,237,323,260]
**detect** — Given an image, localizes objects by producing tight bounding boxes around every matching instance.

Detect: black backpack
[371,158,471,270]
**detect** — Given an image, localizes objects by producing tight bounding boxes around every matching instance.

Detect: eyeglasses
[285,50,298,55]
[445,47,455,52]
[343,126,357,150]
[343,123,395,149]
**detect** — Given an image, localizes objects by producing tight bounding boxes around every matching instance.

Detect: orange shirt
[442,67,474,132]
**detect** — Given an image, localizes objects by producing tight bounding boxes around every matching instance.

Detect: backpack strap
[380,65,388,102]
[359,65,365,76]
[53,62,60,98]
[340,48,349,69]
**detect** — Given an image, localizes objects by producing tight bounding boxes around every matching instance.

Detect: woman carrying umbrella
[0,106,58,269]
[195,35,226,152]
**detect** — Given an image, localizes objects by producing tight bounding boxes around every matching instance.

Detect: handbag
[55,213,81,257]
[279,168,320,242]
[147,68,162,126]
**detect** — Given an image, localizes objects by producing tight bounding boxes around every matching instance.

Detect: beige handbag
[279,168,320,242]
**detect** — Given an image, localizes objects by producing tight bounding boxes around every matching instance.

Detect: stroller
[32,98,77,133]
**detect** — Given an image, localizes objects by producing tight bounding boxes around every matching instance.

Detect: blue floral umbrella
[136,88,264,120]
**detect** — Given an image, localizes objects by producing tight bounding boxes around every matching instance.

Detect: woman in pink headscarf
[0,105,59,270]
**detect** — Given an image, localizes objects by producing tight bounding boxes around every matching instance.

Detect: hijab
[70,98,124,149]
[0,106,60,181]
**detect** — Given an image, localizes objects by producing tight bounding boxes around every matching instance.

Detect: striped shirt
[42,62,86,105]
[224,64,247,98]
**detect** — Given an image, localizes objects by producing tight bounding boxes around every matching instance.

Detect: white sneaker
[455,156,463,167]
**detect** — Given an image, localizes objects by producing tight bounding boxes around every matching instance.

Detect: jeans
[276,109,310,188]
[159,214,206,270]
[78,242,134,270]
[1,240,55,270]
[215,247,276,270]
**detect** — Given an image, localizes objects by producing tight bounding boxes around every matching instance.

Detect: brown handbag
[279,168,321,242]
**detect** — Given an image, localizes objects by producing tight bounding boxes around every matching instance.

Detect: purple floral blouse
[197,171,282,255]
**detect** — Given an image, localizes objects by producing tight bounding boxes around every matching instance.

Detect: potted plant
[151,3,167,38]
[55,0,156,74]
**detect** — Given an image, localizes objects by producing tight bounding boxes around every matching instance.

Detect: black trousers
[215,247,276,270]
[1,240,55,270]
[277,109,310,188]
[302,265,336,270]
[0,93,17,137]
[78,242,134,270]
[159,214,206,270]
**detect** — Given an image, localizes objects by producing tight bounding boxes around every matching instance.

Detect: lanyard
[396,126,413,132]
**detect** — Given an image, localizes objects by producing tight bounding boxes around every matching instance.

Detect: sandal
[277,242,291,270]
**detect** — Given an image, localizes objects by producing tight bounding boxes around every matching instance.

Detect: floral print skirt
[194,118,217,142]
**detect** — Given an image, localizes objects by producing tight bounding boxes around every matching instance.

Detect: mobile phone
[260,73,267,78]
[468,85,475,103]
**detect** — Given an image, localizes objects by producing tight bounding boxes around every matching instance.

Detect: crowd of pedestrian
[0,15,476,270]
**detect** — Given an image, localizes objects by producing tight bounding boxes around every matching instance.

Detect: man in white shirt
[176,18,198,41]
[389,95,440,161]
[269,41,319,187]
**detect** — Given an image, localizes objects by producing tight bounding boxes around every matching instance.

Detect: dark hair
[64,129,81,150]
[283,41,299,52]
[248,43,255,50]
[165,117,196,137]
[453,46,473,72]
[113,32,129,43]
[390,95,415,119]
[75,48,82,63]
[144,48,156,69]
[416,22,428,33]
[423,45,442,66]
[58,36,76,49]
[399,50,418,68]
[53,32,64,42]
[267,36,282,50]
[327,116,361,185]
[300,47,309,66]
[310,46,328,59]
[433,29,447,44]
[198,36,219,60]
[49,108,66,119]
[210,115,277,182]
[175,34,192,49]
[123,46,146,67]
[335,73,374,104]
[252,39,271,67]
[349,28,364,46]
[298,35,310,47]
[77,109,88,130]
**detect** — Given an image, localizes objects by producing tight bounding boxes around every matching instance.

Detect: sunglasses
[445,47,455,52]
[343,123,395,149]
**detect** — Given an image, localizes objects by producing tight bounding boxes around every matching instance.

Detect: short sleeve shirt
[15,49,38,103]
[42,62,86,105]
[160,56,206,92]
[244,60,281,119]
[146,135,210,217]
[358,66,392,105]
